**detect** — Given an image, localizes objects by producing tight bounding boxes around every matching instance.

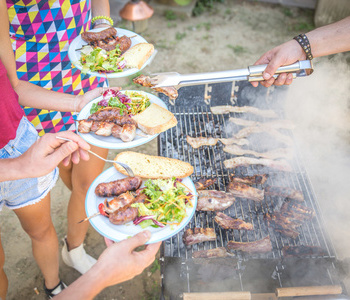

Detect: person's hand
[251,39,306,88]
[92,231,161,288]
[75,87,121,112]
[19,131,91,178]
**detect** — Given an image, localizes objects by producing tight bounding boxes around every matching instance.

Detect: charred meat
[186,136,219,148]
[194,177,217,190]
[281,245,325,258]
[210,106,278,118]
[265,186,304,202]
[192,247,229,259]
[183,228,217,246]
[219,137,249,146]
[215,212,253,230]
[230,174,269,186]
[95,177,142,197]
[280,198,315,220]
[227,236,272,253]
[224,157,293,172]
[227,181,264,202]
[196,190,235,211]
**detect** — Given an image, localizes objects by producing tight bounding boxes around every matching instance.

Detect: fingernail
[263,73,270,80]
[143,230,151,239]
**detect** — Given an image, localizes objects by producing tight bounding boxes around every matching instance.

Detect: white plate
[76,90,167,149]
[68,27,153,78]
[86,167,197,244]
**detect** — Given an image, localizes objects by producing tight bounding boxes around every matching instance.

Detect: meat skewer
[265,186,304,202]
[223,144,294,160]
[194,177,217,190]
[210,105,278,118]
[192,247,229,259]
[227,181,264,202]
[196,190,235,211]
[219,137,249,146]
[214,212,253,230]
[224,157,293,172]
[95,176,142,197]
[88,107,127,122]
[227,236,272,253]
[183,228,217,246]
[101,192,135,214]
[230,173,269,186]
[186,136,219,148]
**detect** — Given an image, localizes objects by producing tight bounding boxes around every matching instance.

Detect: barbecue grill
[157,81,348,299]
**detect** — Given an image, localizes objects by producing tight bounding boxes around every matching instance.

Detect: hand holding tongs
[151,60,313,88]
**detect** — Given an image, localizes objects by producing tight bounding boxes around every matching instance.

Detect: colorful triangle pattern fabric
[7,0,107,136]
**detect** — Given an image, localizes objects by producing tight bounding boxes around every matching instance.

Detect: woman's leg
[14,193,60,289]
[0,231,8,300]
[65,145,108,250]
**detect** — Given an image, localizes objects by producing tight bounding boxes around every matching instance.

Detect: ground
[2,1,350,299]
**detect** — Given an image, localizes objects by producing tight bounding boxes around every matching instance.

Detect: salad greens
[132,178,194,229]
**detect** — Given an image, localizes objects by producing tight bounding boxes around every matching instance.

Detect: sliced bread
[121,43,154,69]
[132,103,177,135]
[114,151,194,179]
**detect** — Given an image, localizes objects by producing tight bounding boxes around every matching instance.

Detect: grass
[176,32,187,40]
[164,10,177,21]
[227,44,247,55]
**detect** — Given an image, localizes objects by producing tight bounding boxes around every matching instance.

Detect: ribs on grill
[265,186,304,202]
[196,190,235,211]
[210,106,278,118]
[230,173,269,186]
[281,245,326,258]
[219,137,249,146]
[192,247,229,259]
[228,117,295,130]
[186,136,219,148]
[224,157,293,172]
[227,181,264,202]
[227,236,272,253]
[183,228,217,246]
[194,177,217,190]
[214,212,253,230]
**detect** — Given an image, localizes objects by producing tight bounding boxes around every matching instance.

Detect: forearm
[307,16,350,58]
[0,158,27,182]
[91,0,110,18]
[14,80,76,112]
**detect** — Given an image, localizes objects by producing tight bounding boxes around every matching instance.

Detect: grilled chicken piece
[224,157,293,172]
[78,119,93,133]
[265,186,304,202]
[227,181,264,202]
[192,247,228,258]
[102,192,135,214]
[194,177,217,190]
[95,177,142,197]
[227,236,272,253]
[281,245,325,258]
[219,137,249,146]
[183,228,216,246]
[133,75,179,100]
[111,123,137,142]
[223,144,294,160]
[230,174,269,186]
[210,106,278,118]
[186,136,219,148]
[95,121,115,136]
[228,117,295,130]
[196,190,235,211]
[214,212,253,230]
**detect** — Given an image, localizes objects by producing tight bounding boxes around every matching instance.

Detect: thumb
[50,142,78,164]
[263,56,284,80]
[124,231,151,250]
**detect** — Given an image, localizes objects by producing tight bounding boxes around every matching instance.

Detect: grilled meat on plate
[95,176,142,197]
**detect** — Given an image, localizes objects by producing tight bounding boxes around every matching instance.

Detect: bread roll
[114,151,194,179]
[121,43,154,69]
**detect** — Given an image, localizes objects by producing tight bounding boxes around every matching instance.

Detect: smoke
[284,55,350,260]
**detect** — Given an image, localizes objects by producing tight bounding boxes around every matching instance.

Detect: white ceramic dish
[85,167,197,244]
[76,90,167,149]
[68,27,153,78]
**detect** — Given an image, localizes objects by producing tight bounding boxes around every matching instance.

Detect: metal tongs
[151,60,313,88]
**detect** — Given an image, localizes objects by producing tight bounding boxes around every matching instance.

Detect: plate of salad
[76,89,167,149]
[85,167,197,244]
[68,27,153,78]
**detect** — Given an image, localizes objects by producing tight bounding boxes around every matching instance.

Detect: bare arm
[91,0,110,19]
[53,231,161,300]
[252,16,350,87]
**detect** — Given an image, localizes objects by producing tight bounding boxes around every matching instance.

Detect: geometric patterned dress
[7,0,107,136]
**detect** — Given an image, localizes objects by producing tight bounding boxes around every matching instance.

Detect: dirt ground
[2,1,350,299]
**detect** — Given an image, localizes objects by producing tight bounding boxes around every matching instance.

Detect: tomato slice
[98,203,109,217]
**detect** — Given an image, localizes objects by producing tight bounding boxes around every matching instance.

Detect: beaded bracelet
[91,16,114,27]
[293,33,313,60]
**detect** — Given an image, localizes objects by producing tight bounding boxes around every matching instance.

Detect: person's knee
[24,222,56,242]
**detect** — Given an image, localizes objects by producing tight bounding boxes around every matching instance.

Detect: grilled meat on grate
[196,190,235,211]
[183,228,217,246]
[219,137,249,146]
[265,186,304,202]
[281,245,326,258]
[228,117,295,130]
[227,236,272,253]
[280,198,315,219]
[194,177,217,190]
[227,181,264,202]
[186,136,219,148]
[192,247,229,258]
[230,173,269,186]
[214,212,253,230]
[224,157,293,172]
[210,105,278,118]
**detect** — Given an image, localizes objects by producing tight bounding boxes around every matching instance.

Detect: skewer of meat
[227,236,272,253]
[95,177,142,197]
[223,144,294,160]
[194,178,217,190]
[230,174,269,186]
[265,186,304,202]
[219,137,249,146]
[224,157,293,172]
[210,105,278,118]
[228,117,295,130]
[214,212,253,230]
[183,228,216,246]
[227,181,264,202]
[192,247,229,259]
[133,75,179,100]
[196,190,235,211]
[88,107,127,121]
[186,136,219,148]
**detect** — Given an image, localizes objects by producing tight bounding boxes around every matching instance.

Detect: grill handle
[275,285,342,297]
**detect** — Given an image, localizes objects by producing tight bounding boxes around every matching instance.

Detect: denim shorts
[0,117,59,211]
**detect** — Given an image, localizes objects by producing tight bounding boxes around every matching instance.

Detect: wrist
[91,16,114,29]
[293,33,313,60]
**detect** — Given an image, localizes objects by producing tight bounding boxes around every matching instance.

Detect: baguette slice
[121,43,154,69]
[114,151,194,179]
[132,103,177,135]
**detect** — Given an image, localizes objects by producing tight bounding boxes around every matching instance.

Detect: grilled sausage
[95,121,115,136]
[95,176,142,197]
[81,27,117,43]
[88,107,126,122]
[118,35,131,52]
